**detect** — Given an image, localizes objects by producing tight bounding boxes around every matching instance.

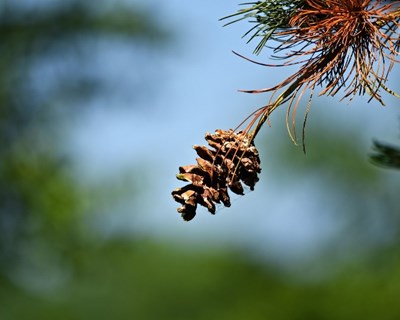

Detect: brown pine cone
[172,129,261,221]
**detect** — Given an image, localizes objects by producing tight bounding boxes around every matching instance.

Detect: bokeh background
[1,1,400,319]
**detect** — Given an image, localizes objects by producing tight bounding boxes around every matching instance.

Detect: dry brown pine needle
[171,129,261,221]
[234,0,400,147]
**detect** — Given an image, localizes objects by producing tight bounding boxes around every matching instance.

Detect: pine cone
[172,129,261,221]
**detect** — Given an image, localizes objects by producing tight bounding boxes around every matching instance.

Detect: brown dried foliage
[171,129,261,221]
[240,0,400,144]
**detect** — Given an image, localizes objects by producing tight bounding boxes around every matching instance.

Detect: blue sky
[63,0,400,269]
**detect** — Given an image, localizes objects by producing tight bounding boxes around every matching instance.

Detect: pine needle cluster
[223,0,400,145]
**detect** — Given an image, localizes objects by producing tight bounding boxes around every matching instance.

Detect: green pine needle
[221,0,306,54]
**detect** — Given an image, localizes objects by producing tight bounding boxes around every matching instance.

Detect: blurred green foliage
[0,0,167,288]
[1,240,400,320]
[1,1,400,319]
[371,140,400,169]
